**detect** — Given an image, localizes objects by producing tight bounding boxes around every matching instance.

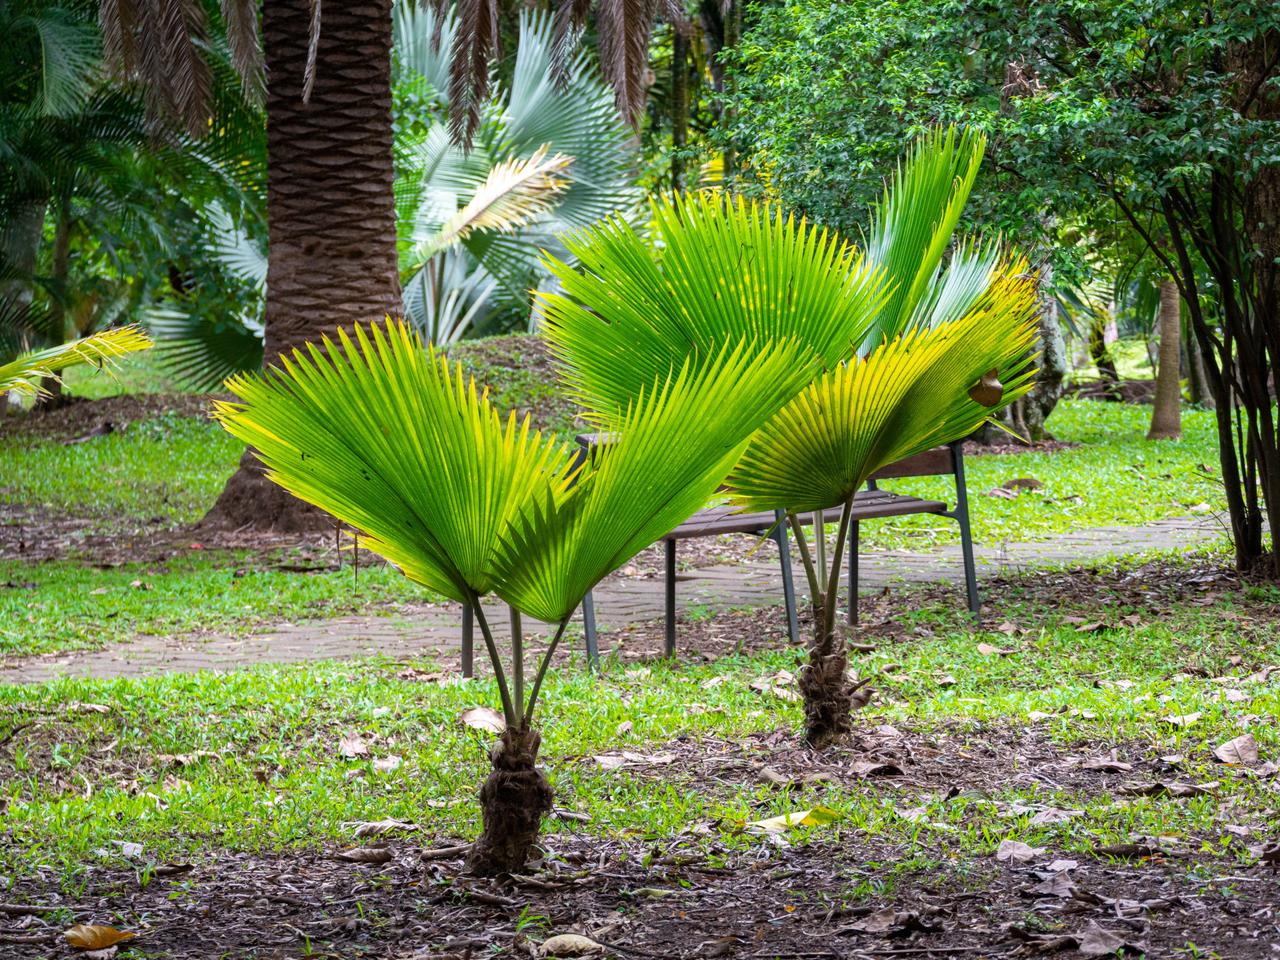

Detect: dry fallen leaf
[338,732,369,758]
[353,818,418,838]
[1163,712,1202,729]
[746,805,841,834]
[1076,921,1146,958]
[336,846,393,864]
[592,754,626,771]
[458,706,505,734]
[750,671,801,702]
[1082,757,1133,773]
[995,839,1044,864]
[1213,733,1259,765]
[539,933,605,957]
[976,642,1017,656]
[1119,780,1219,798]
[372,756,402,773]
[65,925,137,950]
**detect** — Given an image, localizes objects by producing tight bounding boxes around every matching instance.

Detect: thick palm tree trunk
[1147,279,1182,440]
[204,0,402,532]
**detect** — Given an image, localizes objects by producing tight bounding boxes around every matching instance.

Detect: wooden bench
[460,440,979,675]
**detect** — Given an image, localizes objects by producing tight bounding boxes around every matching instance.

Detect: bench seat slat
[664,490,947,541]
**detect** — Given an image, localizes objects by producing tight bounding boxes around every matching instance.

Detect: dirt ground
[1,815,1275,958]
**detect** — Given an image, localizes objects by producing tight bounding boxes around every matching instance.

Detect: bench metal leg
[772,510,799,644]
[461,603,474,678]
[958,512,981,621]
[664,538,677,658]
[950,442,982,622]
[582,591,600,671]
[848,520,859,626]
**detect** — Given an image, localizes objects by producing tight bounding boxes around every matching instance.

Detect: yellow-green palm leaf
[214,322,574,602]
[538,192,886,424]
[1,326,152,399]
[729,267,1040,513]
[494,339,817,623]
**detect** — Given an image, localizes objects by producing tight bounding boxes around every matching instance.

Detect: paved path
[2,515,1227,684]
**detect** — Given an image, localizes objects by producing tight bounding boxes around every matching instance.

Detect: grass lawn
[0,556,1275,954]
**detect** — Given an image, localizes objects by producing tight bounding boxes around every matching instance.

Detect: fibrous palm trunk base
[466,727,553,877]
[201,449,333,533]
[800,602,861,748]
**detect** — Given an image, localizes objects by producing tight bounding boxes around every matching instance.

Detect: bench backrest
[869,444,958,481]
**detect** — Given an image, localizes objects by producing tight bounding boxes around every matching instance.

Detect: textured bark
[799,597,857,748]
[204,0,402,532]
[670,23,689,191]
[1147,279,1183,440]
[989,272,1066,442]
[1182,317,1213,409]
[466,726,553,876]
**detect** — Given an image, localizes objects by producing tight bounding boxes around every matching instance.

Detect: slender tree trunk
[36,195,74,406]
[1147,279,1182,439]
[670,23,689,192]
[204,0,402,533]
[1182,315,1213,408]
[466,726,553,876]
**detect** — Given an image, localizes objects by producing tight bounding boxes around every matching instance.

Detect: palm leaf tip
[0,326,153,399]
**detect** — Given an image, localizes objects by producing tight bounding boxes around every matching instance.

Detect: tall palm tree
[214,321,813,874]
[540,128,1041,745]
[103,0,672,531]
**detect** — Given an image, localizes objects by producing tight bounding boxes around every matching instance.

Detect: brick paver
[1,515,1227,684]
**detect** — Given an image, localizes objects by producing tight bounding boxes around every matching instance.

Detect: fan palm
[540,128,1041,745]
[394,5,638,343]
[215,321,813,874]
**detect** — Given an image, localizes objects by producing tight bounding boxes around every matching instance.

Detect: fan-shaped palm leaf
[539,192,886,422]
[728,267,1040,513]
[0,325,152,398]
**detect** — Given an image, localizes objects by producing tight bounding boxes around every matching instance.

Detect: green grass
[61,351,185,399]
[1,396,1226,549]
[1,570,1275,881]
[858,397,1224,550]
[1,413,242,527]
[0,552,440,656]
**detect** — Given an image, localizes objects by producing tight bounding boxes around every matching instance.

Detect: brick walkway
[2,515,1227,684]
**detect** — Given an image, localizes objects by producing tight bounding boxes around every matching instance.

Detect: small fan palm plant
[539,127,1041,746]
[215,321,812,874]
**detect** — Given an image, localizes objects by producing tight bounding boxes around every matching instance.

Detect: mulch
[0,829,1274,958]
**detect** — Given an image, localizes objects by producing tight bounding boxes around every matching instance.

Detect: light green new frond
[538,192,887,423]
[729,267,1039,513]
[0,326,153,399]
[492,339,819,623]
[862,125,987,345]
[214,322,574,602]
[414,145,573,262]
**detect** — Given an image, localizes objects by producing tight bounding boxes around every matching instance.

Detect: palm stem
[788,511,823,605]
[509,605,524,721]
[813,507,826,581]
[469,597,518,727]
[823,494,856,641]
[522,617,572,728]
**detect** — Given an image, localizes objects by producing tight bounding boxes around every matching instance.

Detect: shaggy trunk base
[800,601,863,748]
[201,449,332,533]
[466,727,553,877]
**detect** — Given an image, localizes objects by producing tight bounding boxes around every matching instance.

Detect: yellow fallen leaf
[747,805,841,834]
[65,924,137,950]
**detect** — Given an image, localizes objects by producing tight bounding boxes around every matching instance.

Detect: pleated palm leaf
[1,326,152,399]
[214,321,813,874]
[535,128,1041,745]
[538,192,887,422]
[727,276,1038,743]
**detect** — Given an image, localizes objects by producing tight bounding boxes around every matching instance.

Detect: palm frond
[447,0,500,144]
[538,192,886,422]
[414,145,572,262]
[0,326,152,399]
[220,0,264,100]
[214,322,575,602]
[595,0,656,127]
[492,337,819,623]
[861,125,987,345]
[728,267,1040,513]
